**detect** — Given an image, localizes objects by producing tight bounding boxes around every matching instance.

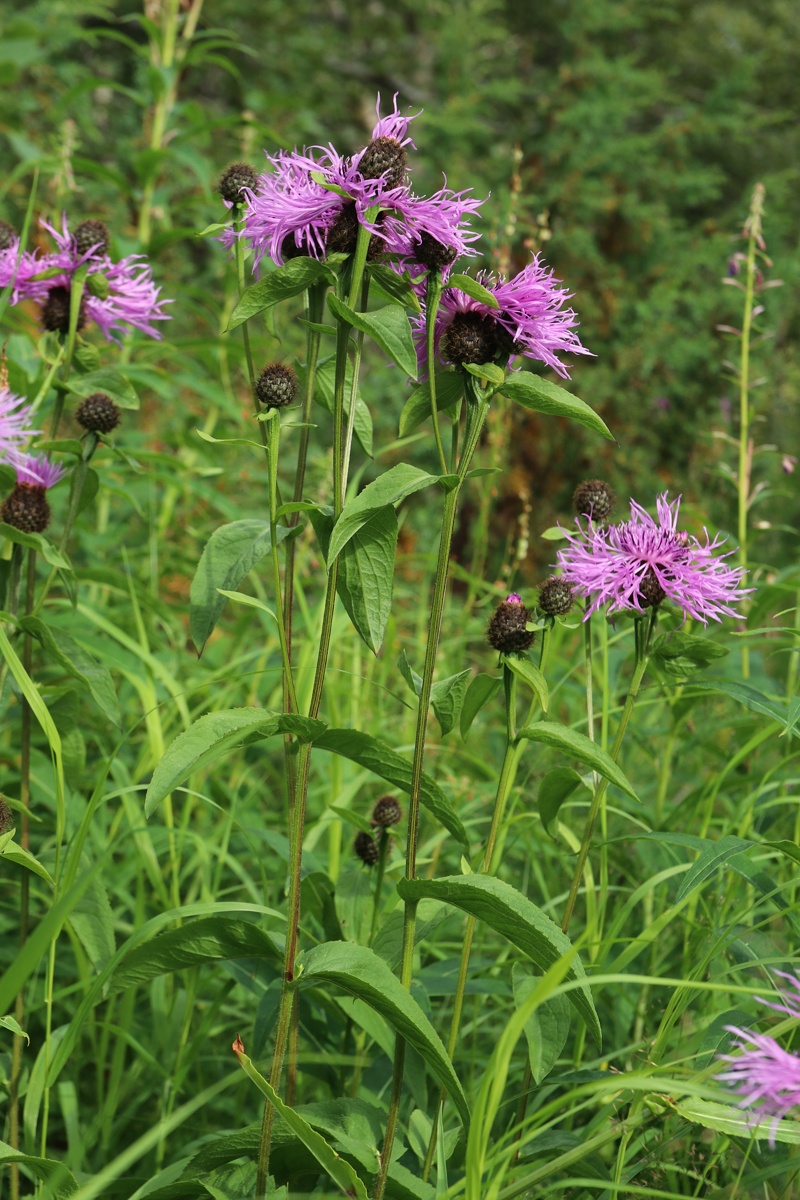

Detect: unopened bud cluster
[218,162,258,206]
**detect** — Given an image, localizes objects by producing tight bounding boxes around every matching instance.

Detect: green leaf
[299,941,470,1127]
[498,374,613,441]
[233,1039,369,1199]
[1,838,54,886]
[0,524,70,569]
[66,367,139,410]
[502,655,549,712]
[397,874,601,1046]
[674,1098,800,1145]
[70,864,116,970]
[314,728,469,848]
[431,668,472,736]
[675,835,755,903]
[335,506,398,654]
[464,362,505,384]
[367,263,422,311]
[0,1013,28,1041]
[146,709,325,817]
[685,679,791,729]
[447,273,499,309]
[306,358,373,457]
[512,963,571,1084]
[327,296,418,378]
[215,590,277,622]
[460,673,502,738]
[538,768,590,840]
[399,372,463,437]
[0,1145,78,1198]
[196,429,265,451]
[189,519,297,652]
[228,258,333,329]
[328,464,439,564]
[651,633,729,678]
[109,917,281,993]
[19,617,120,726]
[517,721,638,800]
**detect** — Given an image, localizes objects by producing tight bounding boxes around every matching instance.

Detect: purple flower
[556,492,750,623]
[416,256,591,379]
[229,94,421,271]
[10,451,68,490]
[380,184,485,273]
[717,973,800,1146]
[0,386,40,456]
[15,216,171,342]
[0,238,53,305]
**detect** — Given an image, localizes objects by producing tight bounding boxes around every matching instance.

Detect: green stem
[369,827,390,945]
[737,184,763,682]
[32,433,99,618]
[266,414,298,715]
[256,225,373,1198]
[425,271,448,477]
[373,380,491,1200]
[561,608,657,935]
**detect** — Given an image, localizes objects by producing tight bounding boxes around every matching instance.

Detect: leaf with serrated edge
[399,372,463,437]
[328,295,418,378]
[336,506,397,654]
[517,721,638,799]
[228,258,332,329]
[299,941,470,1126]
[146,709,325,817]
[499,374,613,441]
[328,464,438,564]
[397,874,601,1046]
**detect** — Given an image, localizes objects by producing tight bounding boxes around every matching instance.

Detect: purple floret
[0,239,53,305]
[0,386,40,456]
[10,451,68,490]
[381,184,485,271]
[557,493,751,624]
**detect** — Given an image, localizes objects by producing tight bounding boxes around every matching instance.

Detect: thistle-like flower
[717,973,800,1146]
[228,94,421,271]
[380,184,485,274]
[487,593,535,654]
[557,492,750,623]
[2,452,68,534]
[0,229,53,305]
[14,216,171,342]
[0,386,39,456]
[417,255,591,379]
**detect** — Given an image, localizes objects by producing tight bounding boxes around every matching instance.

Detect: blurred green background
[0,0,797,576]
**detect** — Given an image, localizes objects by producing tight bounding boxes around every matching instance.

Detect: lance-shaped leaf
[19,617,120,726]
[502,654,548,713]
[399,371,464,437]
[298,941,470,1127]
[517,721,638,799]
[327,463,439,564]
[498,374,613,441]
[228,257,333,328]
[190,519,298,652]
[397,874,601,1046]
[109,916,282,992]
[460,673,502,738]
[305,356,373,457]
[314,728,468,848]
[328,295,418,378]
[447,273,500,308]
[233,1038,369,1199]
[335,506,398,655]
[146,709,325,817]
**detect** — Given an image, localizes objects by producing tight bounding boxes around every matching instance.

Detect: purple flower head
[230,94,421,271]
[506,592,523,603]
[717,973,800,1146]
[0,237,53,305]
[16,216,171,343]
[556,492,751,624]
[10,451,68,490]
[415,256,591,380]
[380,183,485,274]
[0,386,40,456]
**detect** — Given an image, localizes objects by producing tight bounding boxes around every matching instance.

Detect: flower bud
[638,568,666,609]
[415,232,458,273]
[440,311,500,366]
[218,162,259,206]
[538,577,574,617]
[372,795,402,827]
[354,830,380,865]
[2,484,50,533]
[42,286,86,336]
[76,392,120,434]
[74,219,110,257]
[254,362,298,410]
[487,593,535,655]
[0,220,16,252]
[358,137,407,188]
[0,796,12,833]
[573,479,615,523]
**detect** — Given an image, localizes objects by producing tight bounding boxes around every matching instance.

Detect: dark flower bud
[487,593,535,655]
[415,232,458,273]
[325,203,384,259]
[0,220,16,251]
[372,795,402,828]
[255,362,298,410]
[355,830,380,865]
[42,286,86,336]
[358,137,407,188]
[74,220,110,257]
[76,392,120,434]
[2,484,50,534]
[538,576,574,617]
[218,162,258,206]
[0,796,12,832]
[86,273,110,300]
[573,479,615,524]
[440,311,500,366]
[638,568,666,609]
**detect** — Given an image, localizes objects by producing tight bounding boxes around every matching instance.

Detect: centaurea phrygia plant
[717,973,800,1145]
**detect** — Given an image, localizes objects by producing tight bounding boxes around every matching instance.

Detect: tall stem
[561,609,657,935]
[32,433,99,618]
[373,384,491,1200]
